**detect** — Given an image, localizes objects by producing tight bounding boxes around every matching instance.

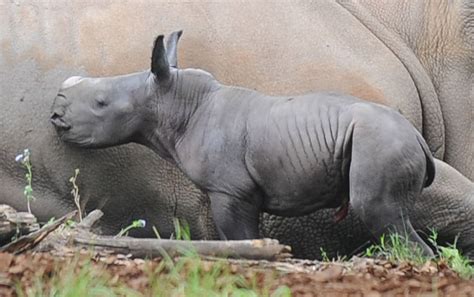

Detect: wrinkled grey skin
[263,158,474,258]
[2,1,472,259]
[340,0,473,180]
[52,32,437,255]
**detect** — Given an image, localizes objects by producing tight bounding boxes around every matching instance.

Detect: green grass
[14,252,291,297]
[135,249,289,297]
[364,231,474,279]
[172,217,192,241]
[364,233,427,265]
[319,247,347,262]
[437,245,474,279]
[17,257,117,297]
[428,231,474,279]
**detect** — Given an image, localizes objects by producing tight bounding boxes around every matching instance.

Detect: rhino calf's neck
[140,68,219,164]
[52,31,435,256]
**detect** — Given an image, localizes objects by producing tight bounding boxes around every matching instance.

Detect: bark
[74,236,292,261]
[0,208,291,261]
[0,204,39,245]
[1,210,75,254]
[39,210,292,261]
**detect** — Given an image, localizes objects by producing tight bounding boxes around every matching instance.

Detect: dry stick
[0,204,39,242]
[69,169,82,222]
[70,210,292,261]
[9,209,291,261]
[76,209,103,230]
[74,236,292,261]
[0,211,76,254]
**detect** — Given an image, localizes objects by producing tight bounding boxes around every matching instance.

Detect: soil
[0,252,472,296]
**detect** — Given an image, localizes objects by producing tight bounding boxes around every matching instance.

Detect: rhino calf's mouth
[51,93,72,131]
[51,112,71,131]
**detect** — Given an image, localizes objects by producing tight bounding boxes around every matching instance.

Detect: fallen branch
[76,209,103,230]
[28,209,292,261]
[1,211,76,254]
[74,236,292,261]
[0,204,39,245]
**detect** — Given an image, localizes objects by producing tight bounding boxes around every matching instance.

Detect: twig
[0,211,76,254]
[74,236,292,261]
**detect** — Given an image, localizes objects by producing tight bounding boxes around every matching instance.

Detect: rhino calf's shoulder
[51,31,435,255]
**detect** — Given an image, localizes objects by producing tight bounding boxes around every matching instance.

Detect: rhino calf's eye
[96,100,108,108]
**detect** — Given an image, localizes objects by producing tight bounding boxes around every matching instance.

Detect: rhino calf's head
[51,30,193,153]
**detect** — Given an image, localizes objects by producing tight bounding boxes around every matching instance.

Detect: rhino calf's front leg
[209,192,260,240]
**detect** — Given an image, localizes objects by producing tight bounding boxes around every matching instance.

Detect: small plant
[319,247,347,262]
[438,244,474,279]
[15,149,35,214]
[320,247,330,262]
[364,233,428,265]
[65,219,77,228]
[46,217,56,225]
[143,249,290,296]
[15,252,290,296]
[16,257,119,297]
[365,231,474,279]
[69,168,82,222]
[116,219,147,237]
[429,230,474,279]
[172,218,191,241]
[152,225,161,239]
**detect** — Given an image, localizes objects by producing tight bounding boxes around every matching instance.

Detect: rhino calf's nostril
[51,112,60,120]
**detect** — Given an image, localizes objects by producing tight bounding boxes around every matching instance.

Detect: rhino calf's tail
[416,133,436,187]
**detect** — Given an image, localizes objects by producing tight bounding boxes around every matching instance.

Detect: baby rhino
[51,31,435,255]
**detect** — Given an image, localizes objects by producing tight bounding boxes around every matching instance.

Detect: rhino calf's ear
[151,35,170,81]
[166,30,183,68]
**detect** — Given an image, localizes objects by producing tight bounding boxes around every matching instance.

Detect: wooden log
[0,204,39,245]
[33,210,104,253]
[76,209,103,230]
[74,236,292,261]
[31,210,292,261]
[0,211,76,254]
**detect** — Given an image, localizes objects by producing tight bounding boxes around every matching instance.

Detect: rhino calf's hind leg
[350,188,433,256]
[209,192,260,240]
[348,136,434,256]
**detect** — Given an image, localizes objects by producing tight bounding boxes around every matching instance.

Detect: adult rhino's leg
[209,192,260,240]
[410,159,474,259]
[0,176,73,223]
[348,130,434,256]
[260,208,369,259]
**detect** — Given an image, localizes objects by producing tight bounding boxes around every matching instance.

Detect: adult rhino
[1,1,472,258]
[338,0,473,180]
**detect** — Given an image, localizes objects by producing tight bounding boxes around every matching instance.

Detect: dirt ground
[0,252,472,296]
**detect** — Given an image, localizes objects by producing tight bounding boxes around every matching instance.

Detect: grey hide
[1,1,472,259]
[52,32,437,256]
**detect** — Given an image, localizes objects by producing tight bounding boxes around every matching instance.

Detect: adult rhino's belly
[260,160,346,217]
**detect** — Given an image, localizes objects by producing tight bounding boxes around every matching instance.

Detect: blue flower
[15,154,24,163]
[137,219,146,228]
[15,149,31,163]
